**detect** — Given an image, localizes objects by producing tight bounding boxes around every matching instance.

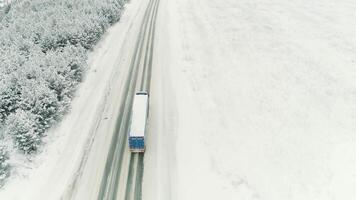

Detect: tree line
[0,0,126,186]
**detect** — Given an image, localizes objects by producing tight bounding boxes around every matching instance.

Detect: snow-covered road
[144,0,356,199]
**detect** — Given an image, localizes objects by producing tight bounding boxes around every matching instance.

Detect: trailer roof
[129,94,148,137]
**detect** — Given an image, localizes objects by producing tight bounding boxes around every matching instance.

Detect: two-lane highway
[98,0,159,200]
[65,0,160,199]
[98,0,160,199]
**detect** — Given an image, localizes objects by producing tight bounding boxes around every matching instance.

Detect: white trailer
[129,91,149,152]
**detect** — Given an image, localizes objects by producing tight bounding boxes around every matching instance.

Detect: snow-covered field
[144,0,356,199]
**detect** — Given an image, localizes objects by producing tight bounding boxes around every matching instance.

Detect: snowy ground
[144,0,356,200]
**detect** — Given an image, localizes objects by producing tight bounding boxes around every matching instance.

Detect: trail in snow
[144,0,356,200]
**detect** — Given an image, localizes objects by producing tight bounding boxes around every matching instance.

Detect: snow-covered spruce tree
[0,75,21,124]
[19,79,59,134]
[0,144,10,187]
[5,110,40,154]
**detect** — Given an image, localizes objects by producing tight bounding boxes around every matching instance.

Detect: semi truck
[128,91,149,153]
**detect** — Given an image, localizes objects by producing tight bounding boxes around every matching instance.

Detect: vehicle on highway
[128,91,149,153]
